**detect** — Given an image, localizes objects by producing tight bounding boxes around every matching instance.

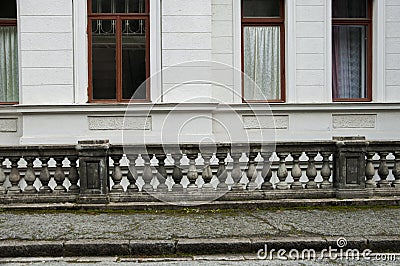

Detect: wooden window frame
[87,0,150,103]
[0,0,18,105]
[241,0,286,103]
[332,0,373,102]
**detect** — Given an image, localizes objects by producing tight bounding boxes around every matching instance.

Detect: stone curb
[0,236,399,257]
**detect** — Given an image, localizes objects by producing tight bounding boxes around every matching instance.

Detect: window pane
[92,0,146,13]
[332,25,367,99]
[122,20,147,100]
[244,26,281,101]
[243,0,280,18]
[0,0,17,19]
[0,26,18,102]
[332,0,367,18]
[92,20,116,100]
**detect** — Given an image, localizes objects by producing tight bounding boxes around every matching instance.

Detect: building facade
[1,0,400,145]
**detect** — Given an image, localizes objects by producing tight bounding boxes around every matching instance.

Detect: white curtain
[0,26,18,102]
[332,25,366,99]
[244,26,280,101]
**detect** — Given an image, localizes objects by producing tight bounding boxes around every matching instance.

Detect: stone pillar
[76,140,110,203]
[333,137,368,198]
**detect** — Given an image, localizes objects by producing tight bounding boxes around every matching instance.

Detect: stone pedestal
[333,137,368,198]
[76,140,110,203]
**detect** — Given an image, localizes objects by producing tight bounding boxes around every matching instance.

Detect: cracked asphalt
[0,207,399,241]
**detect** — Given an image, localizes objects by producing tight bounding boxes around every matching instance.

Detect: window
[241,0,285,102]
[332,0,372,101]
[88,0,150,102]
[0,0,18,104]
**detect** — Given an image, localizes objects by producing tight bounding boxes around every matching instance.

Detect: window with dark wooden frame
[241,0,285,102]
[332,0,372,101]
[0,0,18,104]
[88,0,150,103]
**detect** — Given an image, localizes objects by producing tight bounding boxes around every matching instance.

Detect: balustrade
[0,140,399,204]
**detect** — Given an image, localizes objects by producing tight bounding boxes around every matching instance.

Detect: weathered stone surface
[332,114,376,128]
[0,118,18,132]
[367,236,400,252]
[88,116,152,130]
[242,115,288,129]
[250,237,327,252]
[64,240,130,256]
[0,241,63,257]
[176,238,252,255]
[130,240,176,255]
[325,236,369,251]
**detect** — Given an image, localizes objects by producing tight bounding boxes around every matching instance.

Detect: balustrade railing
[0,140,399,204]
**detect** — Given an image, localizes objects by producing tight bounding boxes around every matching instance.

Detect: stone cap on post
[77,140,110,150]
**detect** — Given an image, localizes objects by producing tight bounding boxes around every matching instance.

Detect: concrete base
[76,195,109,204]
[335,189,370,199]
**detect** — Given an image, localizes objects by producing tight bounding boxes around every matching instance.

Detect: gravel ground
[0,207,399,241]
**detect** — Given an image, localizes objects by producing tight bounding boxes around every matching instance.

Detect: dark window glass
[333,0,367,18]
[92,0,146,13]
[122,20,146,99]
[243,0,280,18]
[92,20,116,99]
[0,0,17,19]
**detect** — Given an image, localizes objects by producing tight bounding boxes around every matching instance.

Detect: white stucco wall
[19,0,74,105]
[0,0,399,145]
[385,0,400,101]
[296,0,326,103]
[161,0,213,102]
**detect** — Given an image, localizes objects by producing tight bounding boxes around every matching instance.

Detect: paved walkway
[0,206,399,259]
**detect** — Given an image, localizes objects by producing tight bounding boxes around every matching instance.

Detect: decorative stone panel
[0,118,18,132]
[88,116,152,130]
[332,114,376,129]
[243,115,289,129]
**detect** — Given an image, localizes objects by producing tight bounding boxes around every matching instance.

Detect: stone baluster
[201,153,213,190]
[110,154,123,192]
[0,157,6,194]
[67,156,80,193]
[155,153,168,192]
[8,157,21,194]
[260,152,273,190]
[216,152,228,190]
[365,152,376,188]
[276,152,289,190]
[24,157,37,194]
[378,152,390,188]
[392,151,400,188]
[246,152,258,190]
[142,154,153,192]
[186,153,198,191]
[231,153,244,191]
[53,157,67,193]
[305,152,318,189]
[290,152,303,190]
[320,152,333,188]
[39,157,52,193]
[172,154,183,192]
[126,154,139,193]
